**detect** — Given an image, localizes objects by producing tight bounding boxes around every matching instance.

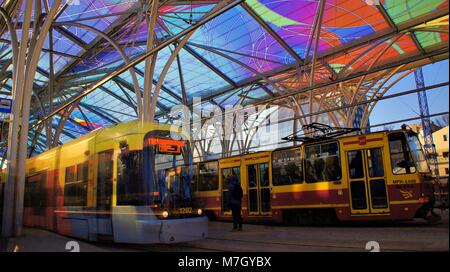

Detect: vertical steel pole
[47,27,55,148]
[309,0,326,124]
[143,0,159,123]
[14,0,62,236]
[2,0,32,238]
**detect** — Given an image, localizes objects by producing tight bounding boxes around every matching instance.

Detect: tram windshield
[143,131,194,211]
[405,132,431,174]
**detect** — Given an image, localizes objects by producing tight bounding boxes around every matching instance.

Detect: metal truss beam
[114,79,138,114]
[31,0,245,129]
[410,32,426,55]
[187,36,448,110]
[0,38,80,59]
[133,67,184,103]
[184,44,238,87]
[54,5,140,78]
[53,25,88,50]
[79,102,120,124]
[170,47,447,122]
[377,4,397,32]
[98,85,136,109]
[113,76,170,112]
[257,83,275,97]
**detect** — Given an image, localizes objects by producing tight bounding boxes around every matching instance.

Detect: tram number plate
[178,207,193,214]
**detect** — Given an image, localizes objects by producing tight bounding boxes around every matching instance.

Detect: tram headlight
[162,211,169,219]
[197,209,203,216]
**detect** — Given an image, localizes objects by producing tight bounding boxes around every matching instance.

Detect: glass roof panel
[159,4,216,36]
[415,31,449,49]
[383,0,448,25]
[0,0,444,150]
[163,48,232,98]
[50,29,84,57]
[38,52,73,74]
[327,33,419,75]
[185,46,255,83]
[246,0,390,58]
[56,0,137,21]
[70,46,144,74]
[81,85,136,123]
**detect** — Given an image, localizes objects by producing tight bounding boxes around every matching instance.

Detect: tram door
[247,163,271,216]
[347,148,389,214]
[220,165,241,215]
[96,149,114,236]
[166,167,181,210]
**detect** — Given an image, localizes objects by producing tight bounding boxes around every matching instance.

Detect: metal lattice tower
[414,68,439,176]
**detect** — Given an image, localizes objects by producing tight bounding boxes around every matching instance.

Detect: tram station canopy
[0,0,448,156]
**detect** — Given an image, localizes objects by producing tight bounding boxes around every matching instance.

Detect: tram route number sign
[0,98,12,113]
[158,143,182,154]
[147,137,185,155]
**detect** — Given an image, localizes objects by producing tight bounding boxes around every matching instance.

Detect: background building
[410,122,449,177]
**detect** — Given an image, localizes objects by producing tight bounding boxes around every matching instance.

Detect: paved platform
[127,210,449,252]
[0,210,448,252]
[0,228,135,252]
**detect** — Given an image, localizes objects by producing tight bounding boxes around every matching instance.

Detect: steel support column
[46,27,54,148]
[143,0,159,122]
[309,0,326,124]
[14,0,62,236]
[2,0,32,238]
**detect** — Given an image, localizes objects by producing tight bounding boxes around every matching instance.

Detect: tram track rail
[114,236,422,252]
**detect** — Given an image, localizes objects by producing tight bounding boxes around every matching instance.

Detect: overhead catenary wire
[182,82,449,151]
[183,81,449,129]
[188,111,450,161]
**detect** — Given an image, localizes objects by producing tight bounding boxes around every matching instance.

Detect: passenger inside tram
[325,156,341,181]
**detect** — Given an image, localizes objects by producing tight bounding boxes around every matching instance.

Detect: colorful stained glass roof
[0,0,448,156]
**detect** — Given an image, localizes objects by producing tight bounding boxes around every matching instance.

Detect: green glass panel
[384,0,446,25]
[415,31,444,48]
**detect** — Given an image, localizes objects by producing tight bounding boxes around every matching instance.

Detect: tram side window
[272,148,304,186]
[197,161,219,191]
[64,162,88,206]
[305,142,341,183]
[388,133,416,175]
[25,172,47,208]
[117,150,145,206]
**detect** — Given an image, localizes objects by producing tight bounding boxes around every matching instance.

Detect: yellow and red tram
[2,121,207,243]
[193,127,438,224]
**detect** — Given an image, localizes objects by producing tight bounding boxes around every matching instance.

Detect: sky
[370,59,449,130]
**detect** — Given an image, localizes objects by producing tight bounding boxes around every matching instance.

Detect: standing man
[228,171,243,231]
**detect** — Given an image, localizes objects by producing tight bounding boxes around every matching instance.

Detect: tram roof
[0,0,448,156]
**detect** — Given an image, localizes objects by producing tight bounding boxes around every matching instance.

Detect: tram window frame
[63,162,88,207]
[272,147,304,186]
[305,141,341,183]
[117,150,146,206]
[197,161,219,192]
[388,133,416,175]
[25,171,47,208]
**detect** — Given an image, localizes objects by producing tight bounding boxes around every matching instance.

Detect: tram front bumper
[158,216,209,243]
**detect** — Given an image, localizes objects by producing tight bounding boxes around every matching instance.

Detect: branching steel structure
[0,0,448,236]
